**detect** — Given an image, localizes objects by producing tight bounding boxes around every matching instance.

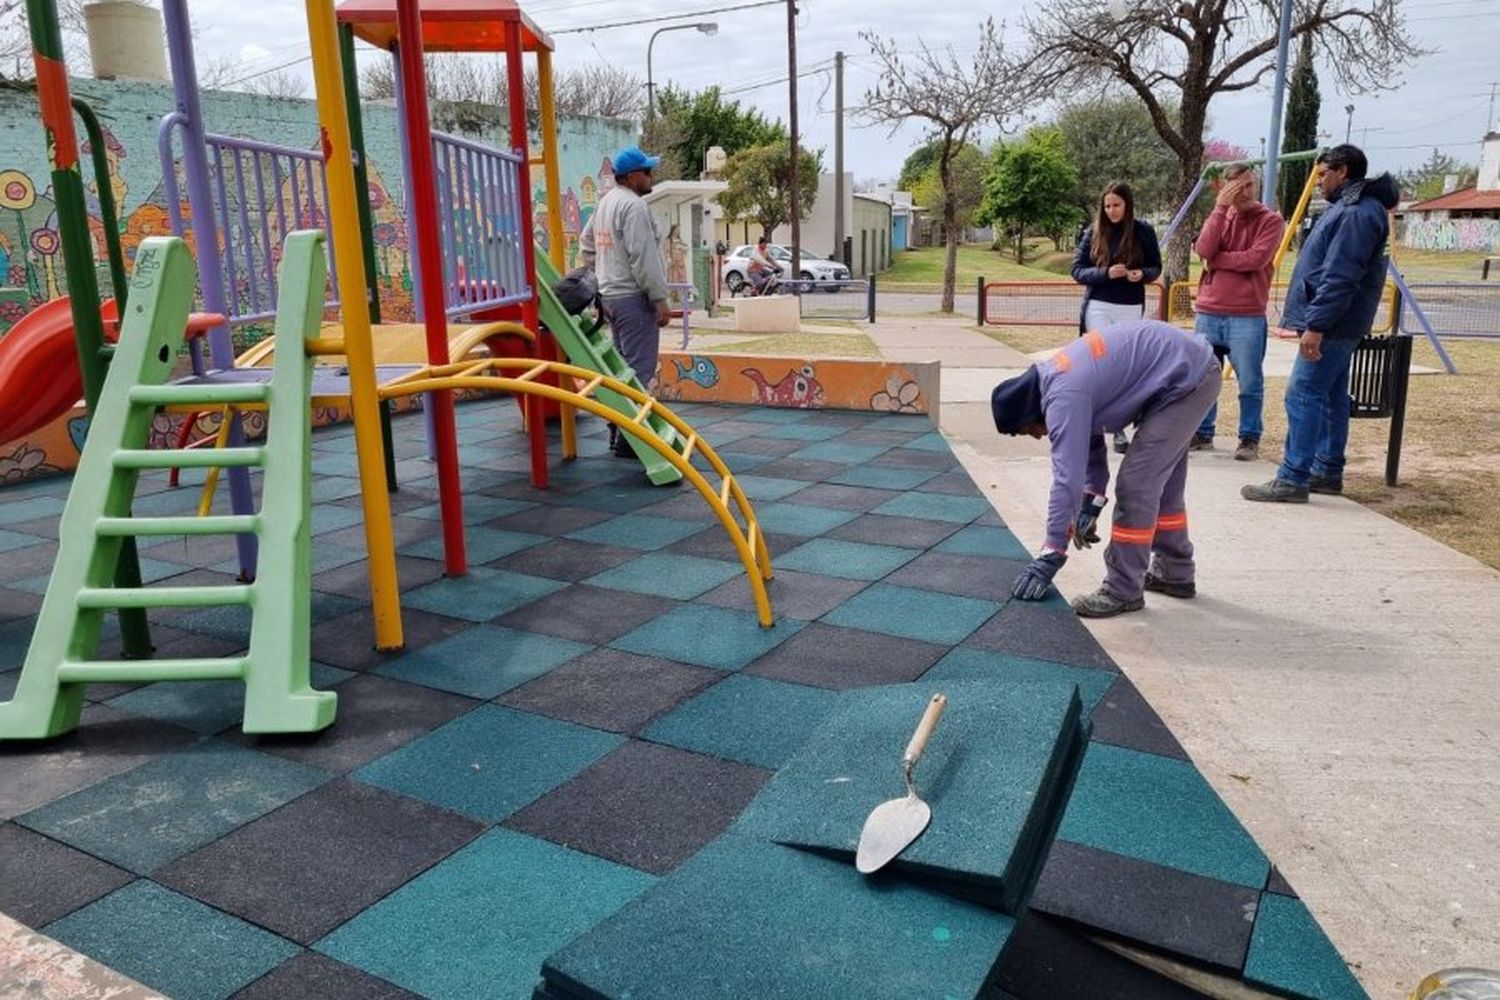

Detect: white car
[721,244,850,293]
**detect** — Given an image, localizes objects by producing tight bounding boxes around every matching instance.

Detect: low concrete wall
[657,352,939,423]
[731,296,801,334]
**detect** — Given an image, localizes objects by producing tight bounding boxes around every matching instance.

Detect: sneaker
[609,428,634,458]
[1233,437,1260,462]
[1072,587,1146,619]
[1241,479,1309,503]
[1113,431,1130,455]
[1188,434,1214,451]
[1309,475,1343,495]
[1143,572,1196,599]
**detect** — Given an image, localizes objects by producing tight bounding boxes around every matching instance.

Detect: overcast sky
[204,0,1498,182]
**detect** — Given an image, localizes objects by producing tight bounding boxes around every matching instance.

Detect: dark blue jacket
[1071,220,1162,310]
[1280,174,1398,340]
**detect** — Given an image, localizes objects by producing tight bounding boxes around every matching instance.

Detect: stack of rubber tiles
[534,678,1089,1000]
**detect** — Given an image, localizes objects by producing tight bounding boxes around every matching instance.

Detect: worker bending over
[990,320,1222,618]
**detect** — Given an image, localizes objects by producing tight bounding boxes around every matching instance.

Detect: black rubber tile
[1030,840,1260,971]
[989,911,1212,1000]
[321,514,439,550]
[233,953,424,1000]
[631,492,731,524]
[832,428,923,447]
[498,648,721,735]
[826,512,963,549]
[0,822,133,926]
[488,504,614,536]
[0,586,42,620]
[504,740,769,875]
[780,482,901,512]
[974,507,1007,526]
[233,674,477,773]
[0,704,197,820]
[664,528,800,565]
[743,622,946,689]
[310,607,470,671]
[0,542,62,583]
[7,516,62,540]
[333,490,438,515]
[493,585,677,645]
[1266,866,1300,898]
[1089,675,1190,761]
[314,555,445,600]
[965,601,1119,671]
[917,469,987,497]
[696,568,867,621]
[745,457,846,482]
[489,538,641,582]
[871,447,957,471]
[714,435,806,457]
[885,550,1024,601]
[135,534,241,571]
[157,779,483,945]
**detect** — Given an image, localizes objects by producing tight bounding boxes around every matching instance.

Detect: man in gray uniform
[580,145,671,456]
[990,320,1221,618]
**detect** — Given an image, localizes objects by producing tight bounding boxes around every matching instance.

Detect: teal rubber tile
[11,555,193,595]
[104,663,352,734]
[374,625,589,699]
[751,502,859,537]
[869,414,935,431]
[584,552,744,601]
[539,834,1015,1000]
[787,441,890,464]
[826,464,940,490]
[1245,894,1369,1000]
[775,537,920,581]
[757,421,847,441]
[0,529,45,553]
[925,647,1116,713]
[311,503,367,537]
[612,604,806,671]
[935,523,1033,560]
[19,739,330,873]
[642,674,837,769]
[319,828,654,1000]
[1058,742,1270,889]
[405,495,536,522]
[734,408,816,424]
[566,514,709,551]
[45,881,299,1000]
[353,705,622,822]
[310,475,366,503]
[823,583,1001,645]
[398,526,547,564]
[733,474,813,501]
[401,566,566,622]
[0,496,66,526]
[873,492,994,524]
[701,450,773,472]
[901,431,953,452]
[0,617,35,669]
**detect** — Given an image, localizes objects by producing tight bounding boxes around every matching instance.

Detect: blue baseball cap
[612,146,661,177]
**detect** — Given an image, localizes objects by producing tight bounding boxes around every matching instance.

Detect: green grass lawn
[883,245,1060,289]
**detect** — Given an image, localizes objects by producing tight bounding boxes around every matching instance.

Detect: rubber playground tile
[749,501,859,537]
[0,617,34,670]
[233,953,425,1000]
[663,527,800,564]
[1058,741,1270,889]
[825,463,940,491]
[157,779,484,945]
[538,834,1015,1000]
[779,482,900,514]
[104,664,350,736]
[1267,866,1300,898]
[0,495,66,527]
[915,468,988,497]
[498,648,720,735]
[375,624,589,700]
[405,495,537,524]
[0,704,198,821]
[826,511,964,549]
[0,822,133,927]
[642,674,837,770]
[561,483,684,515]
[884,550,1024,601]
[1089,674,1190,760]
[611,603,806,671]
[697,567,868,621]
[401,566,567,623]
[310,606,472,672]
[786,440,890,464]
[754,420,847,441]
[397,525,548,564]
[924,647,1116,713]
[989,911,1210,1000]
[872,491,994,526]
[712,434,805,456]
[744,622,945,690]
[0,670,16,699]
[728,473,815,502]
[505,741,770,875]
[1245,894,1369,1000]
[488,503,615,536]
[172,591,361,642]
[19,738,330,874]
[492,537,643,583]
[493,584,677,646]
[822,583,1001,646]
[322,513,439,551]
[566,513,710,551]
[353,705,623,822]
[310,503,368,537]
[310,474,367,504]
[318,827,654,1000]
[732,407,817,424]
[775,536,920,581]
[630,490,731,523]
[0,541,68,584]
[44,880,299,1000]
[1030,839,1260,971]
[584,551,745,601]
[314,553,445,600]
[0,528,51,554]
[964,600,1118,671]
[0,584,41,620]
[234,674,477,774]
[745,456,847,482]
[871,446,958,471]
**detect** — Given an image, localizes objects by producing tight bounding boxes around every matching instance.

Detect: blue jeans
[1277,335,1361,487]
[1194,313,1267,441]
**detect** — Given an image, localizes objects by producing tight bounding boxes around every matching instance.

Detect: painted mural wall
[1404,215,1500,252]
[0,77,635,334]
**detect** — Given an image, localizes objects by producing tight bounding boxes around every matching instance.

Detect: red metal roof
[1408,186,1500,212]
[336,0,553,54]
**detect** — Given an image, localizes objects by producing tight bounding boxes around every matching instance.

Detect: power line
[222,54,313,87]
[551,0,784,35]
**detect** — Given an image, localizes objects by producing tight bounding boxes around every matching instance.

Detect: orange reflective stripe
[1085,330,1107,359]
[1156,513,1188,531]
[1051,350,1072,373]
[1111,525,1155,545]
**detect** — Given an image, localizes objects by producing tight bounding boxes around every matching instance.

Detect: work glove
[1012,551,1067,601]
[1072,494,1108,550]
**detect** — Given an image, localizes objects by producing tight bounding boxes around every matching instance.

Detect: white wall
[1479,134,1500,192]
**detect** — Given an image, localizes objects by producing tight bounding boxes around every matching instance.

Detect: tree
[897,141,944,192]
[717,142,822,242]
[645,86,785,181]
[1023,0,1423,279]
[1398,148,1478,201]
[978,128,1081,263]
[359,58,642,123]
[910,144,987,244]
[1055,96,1180,218]
[1278,33,1321,218]
[1204,138,1250,163]
[246,70,307,100]
[1,0,90,78]
[860,19,1027,312]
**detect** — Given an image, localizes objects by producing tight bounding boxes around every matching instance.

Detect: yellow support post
[305,0,403,650]
[1273,163,1321,273]
[536,46,578,461]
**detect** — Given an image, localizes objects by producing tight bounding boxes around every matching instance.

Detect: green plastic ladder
[0,233,334,740]
[532,250,684,486]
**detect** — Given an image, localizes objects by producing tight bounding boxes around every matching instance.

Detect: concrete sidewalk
[874,315,1500,998]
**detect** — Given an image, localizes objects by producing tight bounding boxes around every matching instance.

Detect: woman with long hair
[1071,181,1163,451]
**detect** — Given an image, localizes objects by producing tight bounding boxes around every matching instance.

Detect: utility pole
[1261,0,1293,207]
[1488,82,1498,134]
[786,0,801,282]
[834,50,845,266]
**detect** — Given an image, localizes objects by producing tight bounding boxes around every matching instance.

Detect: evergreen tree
[1279,34,1321,218]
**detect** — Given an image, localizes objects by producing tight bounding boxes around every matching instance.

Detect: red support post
[505,22,549,490]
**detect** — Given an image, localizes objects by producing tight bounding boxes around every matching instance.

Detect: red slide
[0,298,93,447]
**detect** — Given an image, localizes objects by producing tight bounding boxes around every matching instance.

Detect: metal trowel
[855,693,948,874]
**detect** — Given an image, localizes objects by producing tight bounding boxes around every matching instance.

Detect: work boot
[1234,437,1260,462]
[609,427,634,458]
[1241,479,1309,503]
[1309,475,1343,495]
[1143,572,1196,599]
[1113,431,1130,455]
[1189,434,1214,452]
[1072,587,1145,619]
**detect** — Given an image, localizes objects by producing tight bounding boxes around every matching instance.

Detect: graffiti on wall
[1404,216,1500,253]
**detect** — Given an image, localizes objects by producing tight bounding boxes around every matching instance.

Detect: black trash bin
[1347,333,1414,485]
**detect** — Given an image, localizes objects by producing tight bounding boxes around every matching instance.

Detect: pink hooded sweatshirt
[1194,203,1286,317]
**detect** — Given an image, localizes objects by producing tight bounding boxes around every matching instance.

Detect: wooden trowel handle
[903,693,947,767]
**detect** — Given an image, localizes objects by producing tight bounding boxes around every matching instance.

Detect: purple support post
[161,0,259,578]
[1159,176,1207,249]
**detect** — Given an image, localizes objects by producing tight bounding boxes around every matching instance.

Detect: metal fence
[778,278,876,322]
[431,130,532,319]
[980,280,1164,327]
[1163,280,1398,334]
[1398,283,1500,339]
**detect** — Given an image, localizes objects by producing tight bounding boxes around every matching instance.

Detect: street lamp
[1344,104,1356,143]
[646,22,718,124]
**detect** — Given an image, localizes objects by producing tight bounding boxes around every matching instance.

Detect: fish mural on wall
[741,364,825,408]
[673,356,720,388]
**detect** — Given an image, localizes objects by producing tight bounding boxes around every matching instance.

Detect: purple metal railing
[431,130,531,318]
